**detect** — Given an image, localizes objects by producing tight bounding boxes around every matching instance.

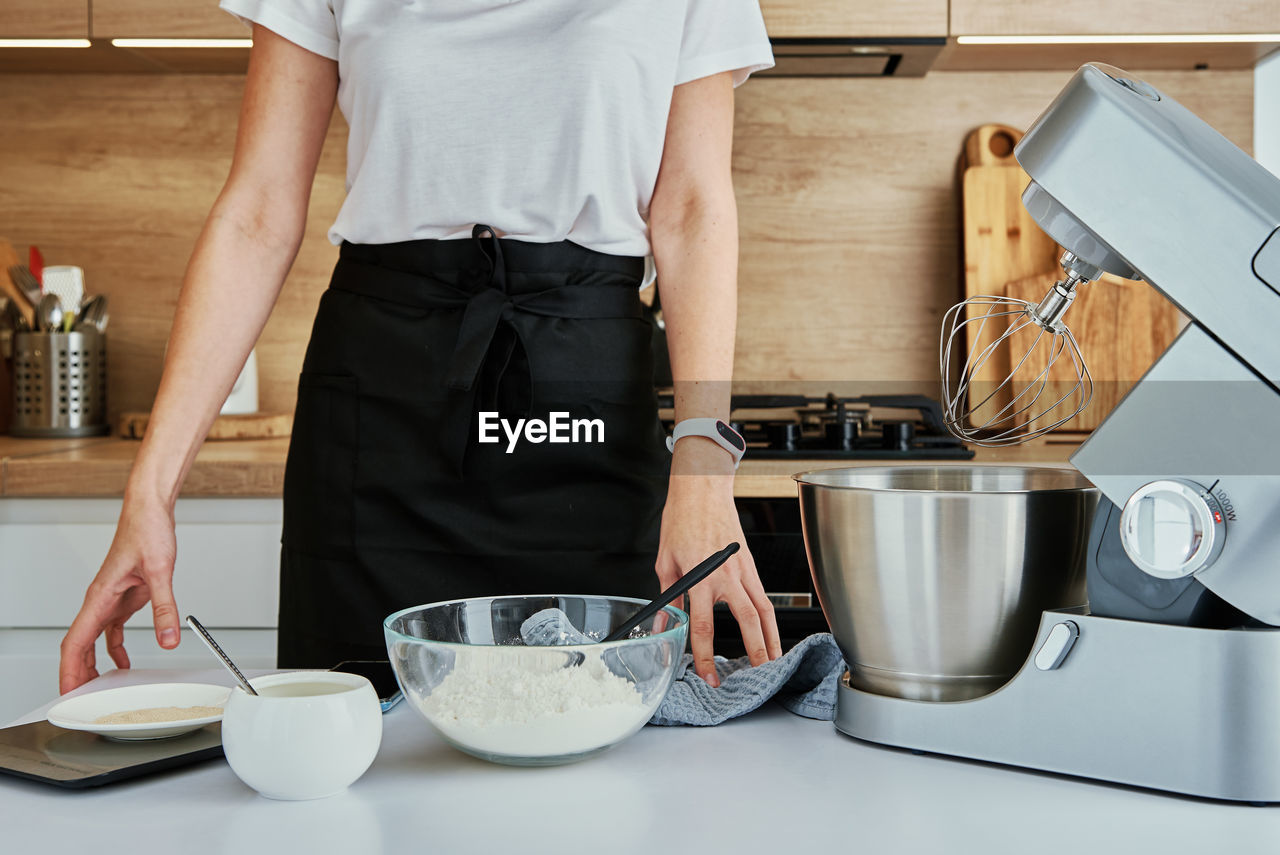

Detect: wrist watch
[666,418,746,468]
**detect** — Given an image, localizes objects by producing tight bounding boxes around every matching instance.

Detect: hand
[656,439,781,687]
[59,498,181,693]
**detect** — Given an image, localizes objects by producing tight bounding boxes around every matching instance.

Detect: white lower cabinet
[0,497,283,724]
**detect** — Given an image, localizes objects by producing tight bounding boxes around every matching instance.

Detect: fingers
[60,623,101,695]
[654,551,681,602]
[742,566,782,660]
[106,622,131,670]
[652,551,680,635]
[723,588,770,668]
[688,584,719,687]
[148,571,181,650]
[59,579,118,694]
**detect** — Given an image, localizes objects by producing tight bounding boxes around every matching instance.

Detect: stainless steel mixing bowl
[796,466,1098,702]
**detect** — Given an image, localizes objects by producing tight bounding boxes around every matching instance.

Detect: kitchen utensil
[1002,269,1183,432]
[940,248,1096,446]
[796,466,1097,701]
[222,671,381,800]
[0,239,35,329]
[956,124,1182,439]
[119,410,292,440]
[837,64,1280,803]
[35,293,62,332]
[604,541,738,642]
[385,595,689,765]
[40,265,84,315]
[959,125,1060,433]
[28,245,43,286]
[75,293,108,333]
[1,296,26,333]
[10,329,108,437]
[520,543,737,668]
[7,265,41,306]
[46,683,229,741]
[186,615,258,697]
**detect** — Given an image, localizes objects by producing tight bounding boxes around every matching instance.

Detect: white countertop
[4,668,1279,855]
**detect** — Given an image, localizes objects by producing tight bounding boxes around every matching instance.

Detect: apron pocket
[283,373,359,556]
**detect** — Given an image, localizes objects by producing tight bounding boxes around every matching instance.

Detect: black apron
[277,226,668,668]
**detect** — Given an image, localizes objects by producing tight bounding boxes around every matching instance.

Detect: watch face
[716,420,746,452]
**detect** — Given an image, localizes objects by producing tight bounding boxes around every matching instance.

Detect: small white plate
[47,683,230,741]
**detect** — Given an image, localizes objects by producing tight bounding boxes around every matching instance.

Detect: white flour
[418,651,650,758]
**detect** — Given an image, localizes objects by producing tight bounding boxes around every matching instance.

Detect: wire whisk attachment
[940,252,1098,446]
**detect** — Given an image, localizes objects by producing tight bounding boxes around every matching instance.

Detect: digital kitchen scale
[0,719,223,789]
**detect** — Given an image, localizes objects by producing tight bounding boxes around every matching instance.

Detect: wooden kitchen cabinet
[760,0,948,38]
[92,0,247,39]
[0,1,89,38]
[951,0,1280,36]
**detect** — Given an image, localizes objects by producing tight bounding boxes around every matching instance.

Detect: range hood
[759,38,946,78]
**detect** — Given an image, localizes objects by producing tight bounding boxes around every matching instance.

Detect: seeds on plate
[93,705,223,725]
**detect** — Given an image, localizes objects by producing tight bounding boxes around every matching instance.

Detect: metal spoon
[186,615,259,696]
[35,293,62,333]
[76,294,109,333]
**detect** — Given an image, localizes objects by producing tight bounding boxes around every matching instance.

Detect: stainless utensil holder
[10,330,109,437]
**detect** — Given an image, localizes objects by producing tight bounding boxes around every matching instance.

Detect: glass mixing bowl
[384,595,689,766]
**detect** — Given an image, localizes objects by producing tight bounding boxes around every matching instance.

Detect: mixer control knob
[1119,479,1227,580]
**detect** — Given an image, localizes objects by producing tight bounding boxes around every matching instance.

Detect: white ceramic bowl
[221,671,382,801]
[47,683,229,741]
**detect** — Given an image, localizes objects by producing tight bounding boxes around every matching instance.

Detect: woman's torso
[334,0,687,255]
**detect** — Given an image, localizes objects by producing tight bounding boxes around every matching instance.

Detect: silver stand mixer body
[834,64,1280,802]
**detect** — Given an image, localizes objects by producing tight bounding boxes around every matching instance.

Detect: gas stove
[659,393,974,460]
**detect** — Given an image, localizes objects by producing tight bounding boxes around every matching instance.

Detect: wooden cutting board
[119,411,293,440]
[959,125,1060,430]
[961,124,1060,305]
[959,124,1182,433]
[1003,271,1185,432]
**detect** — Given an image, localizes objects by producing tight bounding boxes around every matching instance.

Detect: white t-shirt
[219,0,774,258]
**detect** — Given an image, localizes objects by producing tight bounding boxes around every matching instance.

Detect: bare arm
[132,27,337,508]
[60,27,338,692]
[650,72,781,685]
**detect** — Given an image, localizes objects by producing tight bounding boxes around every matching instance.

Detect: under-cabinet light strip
[0,39,92,48]
[957,34,1280,45]
[110,38,253,49]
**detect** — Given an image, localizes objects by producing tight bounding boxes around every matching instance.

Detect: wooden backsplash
[0,70,1254,417]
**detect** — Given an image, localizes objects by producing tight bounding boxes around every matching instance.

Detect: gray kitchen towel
[649,633,846,726]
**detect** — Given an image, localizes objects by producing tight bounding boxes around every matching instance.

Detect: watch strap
[665,418,746,467]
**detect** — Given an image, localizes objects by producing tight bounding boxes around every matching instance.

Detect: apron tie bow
[329,224,645,477]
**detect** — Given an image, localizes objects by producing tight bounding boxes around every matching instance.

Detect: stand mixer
[829,64,1280,802]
